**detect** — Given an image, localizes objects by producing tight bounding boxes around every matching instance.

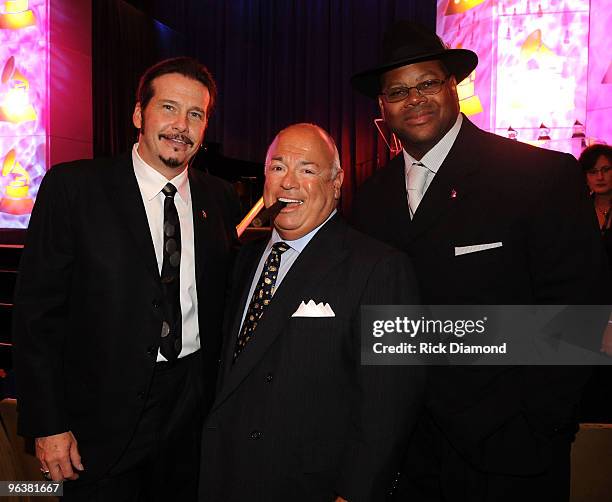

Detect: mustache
[159,133,194,146]
[401,106,435,118]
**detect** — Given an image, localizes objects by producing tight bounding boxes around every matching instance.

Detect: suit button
[392,471,401,487]
[147,346,156,357]
[137,391,145,399]
[265,373,273,382]
[152,299,160,309]
[249,430,263,440]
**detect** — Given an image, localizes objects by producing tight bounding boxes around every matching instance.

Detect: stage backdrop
[0,0,47,230]
[436,0,611,154]
[0,0,91,233]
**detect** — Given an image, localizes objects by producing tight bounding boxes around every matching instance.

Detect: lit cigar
[252,200,288,227]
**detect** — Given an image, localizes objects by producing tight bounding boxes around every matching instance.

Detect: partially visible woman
[578,144,612,423]
[579,144,612,268]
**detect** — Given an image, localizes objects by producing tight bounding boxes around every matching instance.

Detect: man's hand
[35,431,84,482]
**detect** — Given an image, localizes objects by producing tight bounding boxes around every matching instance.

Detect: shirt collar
[132,143,190,202]
[268,209,337,254]
[402,113,463,174]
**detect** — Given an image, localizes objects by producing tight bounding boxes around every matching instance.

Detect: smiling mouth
[404,110,434,122]
[278,197,304,206]
[278,197,304,205]
[160,134,193,147]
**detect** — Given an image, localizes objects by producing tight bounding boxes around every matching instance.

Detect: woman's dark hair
[578,143,612,172]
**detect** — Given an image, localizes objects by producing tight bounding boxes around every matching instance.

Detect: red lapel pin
[201,210,207,219]
[450,189,457,199]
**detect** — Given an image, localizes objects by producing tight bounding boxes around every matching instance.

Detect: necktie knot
[272,241,290,254]
[408,162,429,191]
[162,183,177,198]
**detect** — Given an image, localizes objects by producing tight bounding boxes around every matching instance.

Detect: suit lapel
[383,154,413,250]
[106,155,159,279]
[407,116,481,242]
[212,215,349,412]
[219,238,268,383]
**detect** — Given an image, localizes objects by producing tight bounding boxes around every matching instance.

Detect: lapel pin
[201,210,207,219]
[450,189,457,199]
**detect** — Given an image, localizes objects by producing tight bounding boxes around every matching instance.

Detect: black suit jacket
[350,116,610,474]
[200,215,425,502]
[13,154,240,480]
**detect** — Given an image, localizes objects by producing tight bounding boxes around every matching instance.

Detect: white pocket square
[454,242,503,256]
[292,300,335,317]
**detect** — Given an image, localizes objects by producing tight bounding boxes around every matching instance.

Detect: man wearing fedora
[350,21,609,501]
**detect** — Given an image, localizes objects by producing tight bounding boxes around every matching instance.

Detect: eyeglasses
[380,78,449,103]
[586,166,611,176]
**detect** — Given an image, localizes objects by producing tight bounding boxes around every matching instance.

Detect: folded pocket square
[292,300,335,317]
[454,242,503,256]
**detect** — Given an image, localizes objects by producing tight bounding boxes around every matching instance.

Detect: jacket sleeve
[13,166,75,437]
[335,250,426,501]
[527,152,610,304]
[518,152,609,442]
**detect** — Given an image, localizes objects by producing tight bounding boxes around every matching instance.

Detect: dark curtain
[93,0,436,212]
[92,0,187,157]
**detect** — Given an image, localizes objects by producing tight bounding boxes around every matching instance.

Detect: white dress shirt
[238,210,337,333]
[132,144,199,361]
[403,113,463,218]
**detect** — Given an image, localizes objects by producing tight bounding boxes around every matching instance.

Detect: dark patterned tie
[160,183,182,361]
[233,241,290,362]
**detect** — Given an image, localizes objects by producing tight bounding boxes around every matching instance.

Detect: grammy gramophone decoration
[0,56,37,124]
[0,0,36,30]
[520,29,556,67]
[444,0,486,16]
[0,148,34,215]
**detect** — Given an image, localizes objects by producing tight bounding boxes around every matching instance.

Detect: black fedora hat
[351,21,478,98]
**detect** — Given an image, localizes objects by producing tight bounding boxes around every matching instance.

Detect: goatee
[159,155,183,168]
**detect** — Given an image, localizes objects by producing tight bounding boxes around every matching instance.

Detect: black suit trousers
[62,351,204,502]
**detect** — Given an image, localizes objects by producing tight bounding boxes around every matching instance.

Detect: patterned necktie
[160,182,182,361]
[407,162,430,218]
[233,241,290,362]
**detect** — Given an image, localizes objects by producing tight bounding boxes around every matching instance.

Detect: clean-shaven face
[263,125,343,241]
[586,155,612,195]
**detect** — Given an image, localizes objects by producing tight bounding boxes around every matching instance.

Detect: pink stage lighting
[0,0,46,228]
[437,0,611,155]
